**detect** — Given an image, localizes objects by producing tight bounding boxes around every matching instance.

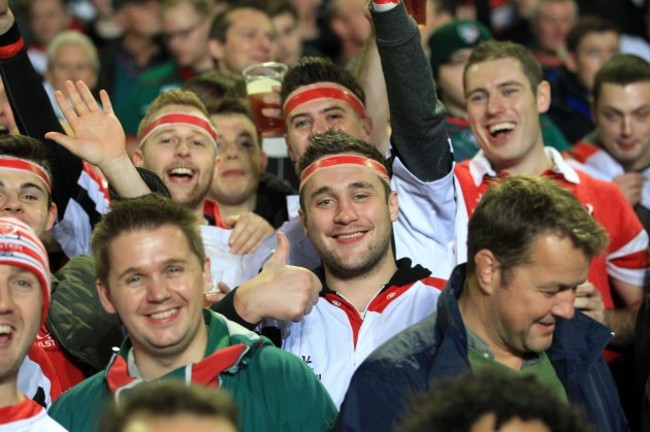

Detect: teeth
[169,168,193,176]
[337,232,363,239]
[489,122,515,134]
[150,309,177,320]
[0,325,11,335]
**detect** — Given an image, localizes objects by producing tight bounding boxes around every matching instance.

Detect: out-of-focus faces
[566,31,620,91]
[117,0,162,38]
[46,42,98,92]
[28,0,71,47]
[594,82,650,171]
[209,112,266,206]
[132,105,217,212]
[0,265,44,386]
[465,57,550,172]
[534,0,577,56]
[162,1,212,69]
[438,48,472,115]
[209,8,277,77]
[273,11,301,66]
[330,0,372,61]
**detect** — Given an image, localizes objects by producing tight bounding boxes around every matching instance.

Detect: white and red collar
[468,147,581,186]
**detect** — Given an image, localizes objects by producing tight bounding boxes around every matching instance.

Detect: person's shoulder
[49,372,109,429]
[354,312,438,380]
[51,372,107,407]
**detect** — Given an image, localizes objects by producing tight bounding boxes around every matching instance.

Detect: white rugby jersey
[0,398,67,431]
[282,259,444,407]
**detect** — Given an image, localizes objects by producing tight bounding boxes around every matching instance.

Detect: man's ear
[260,151,268,172]
[97,280,117,315]
[298,207,308,237]
[202,257,212,294]
[132,149,144,167]
[536,80,551,114]
[208,39,225,62]
[45,202,58,232]
[473,249,500,295]
[388,191,399,222]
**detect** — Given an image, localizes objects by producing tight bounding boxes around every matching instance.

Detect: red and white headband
[0,156,52,193]
[283,82,367,120]
[299,155,390,192]
[138,112,218,149]
[0,217,51,324]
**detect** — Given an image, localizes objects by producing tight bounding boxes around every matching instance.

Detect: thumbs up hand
[233,232,322,324]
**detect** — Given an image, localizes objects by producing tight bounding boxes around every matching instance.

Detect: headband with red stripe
[299,155,390,191]
[0,156,52,193]
[0,217,51,324]
[283,83,367,120]
[138,112,218,148]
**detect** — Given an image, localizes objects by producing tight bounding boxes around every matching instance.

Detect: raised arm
[44,80,151,198]
[371,1,452,181]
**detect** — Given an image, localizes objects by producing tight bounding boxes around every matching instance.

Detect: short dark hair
[280,57,366,107]
[100,381,238,432]
[465,40,543,94]
[0,134,54,205]
[207,97,261,147]
[592,54,650,103]
[566,16,620,54]
[466,175,608,283]
[182,70,246,107]
[400,371,596,432]
[91,195,205,284]
[296,130,390,208]
[265,0,298,20]
[210,0,270,42]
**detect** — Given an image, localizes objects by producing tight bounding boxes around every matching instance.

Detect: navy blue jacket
[337,265,628,432]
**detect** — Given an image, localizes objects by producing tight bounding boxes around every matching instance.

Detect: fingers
[99,89,113,115]
[44,131,75,152]
[228,213,274,254]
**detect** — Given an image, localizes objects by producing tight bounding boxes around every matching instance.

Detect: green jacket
[49,310,337,432]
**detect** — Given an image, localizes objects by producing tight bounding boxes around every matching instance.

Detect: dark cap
[428,20,492,76]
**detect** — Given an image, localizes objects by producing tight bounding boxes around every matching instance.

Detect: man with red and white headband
[0,217,67,431]
[238,0,456,283]
[280,129,444,408]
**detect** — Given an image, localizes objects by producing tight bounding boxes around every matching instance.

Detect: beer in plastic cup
[242,62,288,137]
[404,0,426,26]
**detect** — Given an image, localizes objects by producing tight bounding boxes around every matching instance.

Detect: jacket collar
[105,309,268,399]
[468,147,581,187]
[314,257,432,297]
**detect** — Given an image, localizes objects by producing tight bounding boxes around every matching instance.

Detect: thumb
[265,231,289,268]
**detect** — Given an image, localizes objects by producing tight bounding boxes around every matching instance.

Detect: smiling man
[207,98,291,229]
[452,40,649,353]
[280,130,443,407]
[47,195,336,432]
[0,217,66,430]
[566,54,650,234]
[338,175,626,432]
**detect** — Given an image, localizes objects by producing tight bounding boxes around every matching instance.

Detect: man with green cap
[429,19,570,161]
